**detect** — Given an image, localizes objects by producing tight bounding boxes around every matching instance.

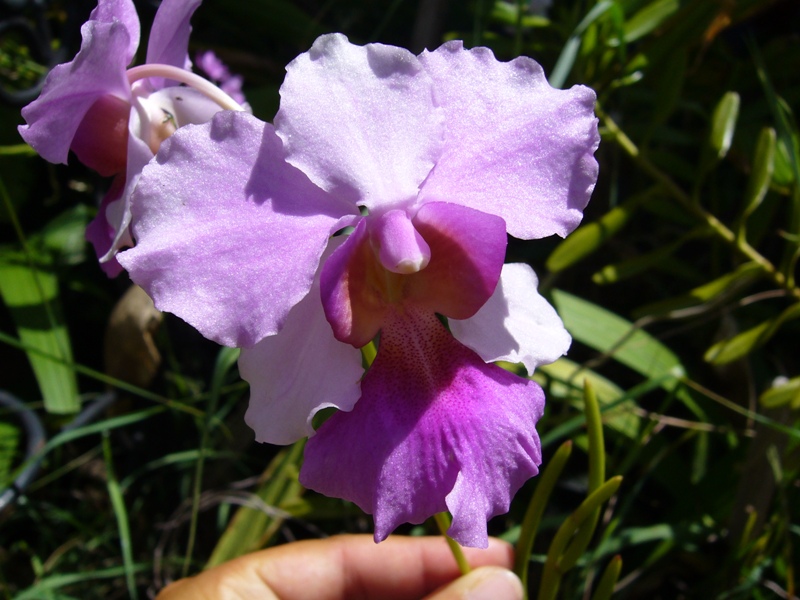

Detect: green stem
[514,440,573,598]
[434,512,471,575]
[597,104,799,301]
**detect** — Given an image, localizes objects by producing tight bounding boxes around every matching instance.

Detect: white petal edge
[241,243,363,445]
[449,263,570,374]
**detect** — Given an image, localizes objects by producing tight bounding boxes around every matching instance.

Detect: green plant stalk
[558,382,606,570]
[183,347,240,576]
[514,440,573,597]
[591,555,622,600]
[207,439,305,567]
[434,512,471,575]
[538,476,623,600]
[597,105,799,301]
[103,431,138,600]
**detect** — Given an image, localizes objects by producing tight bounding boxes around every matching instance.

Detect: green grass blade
[102,432,138,600]
[0,253,78,414]
[591,555,623,600]
[514,440,573,595]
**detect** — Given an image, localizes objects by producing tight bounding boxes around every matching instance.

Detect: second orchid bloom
[118,33,599,547]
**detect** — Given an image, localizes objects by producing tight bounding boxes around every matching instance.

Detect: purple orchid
[118,34,599,547]
[17,0,243,276]
[195,50,246,106]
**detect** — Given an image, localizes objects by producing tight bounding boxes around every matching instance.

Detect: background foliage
[1,0,798,597]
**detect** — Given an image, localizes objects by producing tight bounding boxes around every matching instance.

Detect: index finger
[157,534,515,600]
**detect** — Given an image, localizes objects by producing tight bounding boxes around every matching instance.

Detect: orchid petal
[18,19,133,164]
[146,0,202,71]
[450,263,571,373]
[86,175,126,278]
[417,42,599,239]
[243,245,363,445]
[275,33,443,209]
[407,201,506,319]
[118,111,353,347]
[89,0,140,63]
[301,309,543,548]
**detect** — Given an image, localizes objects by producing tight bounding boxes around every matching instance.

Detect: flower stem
[434,512,471,575]
[127,64,245,112]
[596,103,799,301]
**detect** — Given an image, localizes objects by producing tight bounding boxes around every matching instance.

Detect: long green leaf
[552,290,685,382]
[0,252,78,413]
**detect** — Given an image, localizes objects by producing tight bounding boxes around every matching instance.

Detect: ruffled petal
[146,0,202,73]
[242,242,363,445]
[275,33,443,209]
[18,18,134,164]
[89,0,140,63]
[417,42,600,240]
[118,111,355,347]
[449,263,571,374]
[301,308,543,548]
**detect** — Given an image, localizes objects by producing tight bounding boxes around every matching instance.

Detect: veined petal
[118,111,355,347]
[146,0,202,74]
[449,263,571,374]
[18,18,133,165]
[275,33,443,209]
[301,308,544,548]
[417,42,600,240]
[243,241,363,446]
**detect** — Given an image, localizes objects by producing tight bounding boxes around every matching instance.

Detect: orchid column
[118,34,600,547]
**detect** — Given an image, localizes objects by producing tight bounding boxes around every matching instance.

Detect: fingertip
[424,566,524,600]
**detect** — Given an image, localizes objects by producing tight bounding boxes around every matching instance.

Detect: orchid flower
[17,0,244,276]
[118,34,599,547]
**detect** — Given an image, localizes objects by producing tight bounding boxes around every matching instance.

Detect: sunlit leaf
[552,289,686,382]
[623,0,679,43]
[547,194,643,273]
[704,302,800,365]
[759,376,800,410]
[0,251,79,414]
[632,262,762,320]
[708,91,740,161]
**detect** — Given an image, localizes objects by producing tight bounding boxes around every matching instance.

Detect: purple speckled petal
[417,42,600,240]
[301,308,544,548]
[242,241,363,445]
[18,17,134,165]
[275,33,443,209]
[450,263,571,374]
[117,111,355,347]
[145,0,201,71]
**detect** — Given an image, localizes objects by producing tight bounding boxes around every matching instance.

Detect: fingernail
[463,567,524,600]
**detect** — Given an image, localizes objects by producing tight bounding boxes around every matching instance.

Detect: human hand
[157,534,524,600]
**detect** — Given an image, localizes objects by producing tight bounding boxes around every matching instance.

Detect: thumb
[424,566,524,600]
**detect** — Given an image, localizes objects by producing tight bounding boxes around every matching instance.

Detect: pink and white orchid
[17,0,243,276]
[118,33,599,547]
